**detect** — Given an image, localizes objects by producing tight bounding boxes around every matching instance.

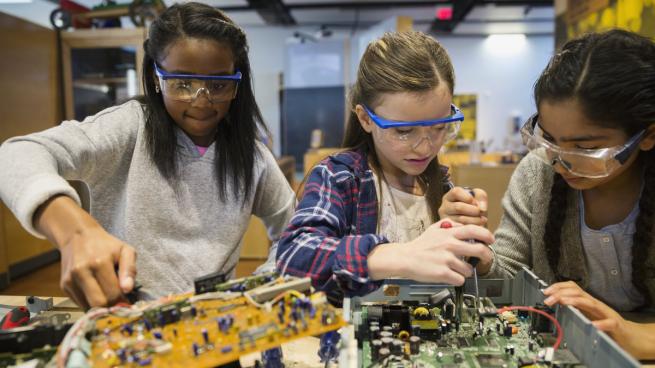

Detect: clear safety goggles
[154,63,242,103]
[363,104,463,150]
[520,114,645,178]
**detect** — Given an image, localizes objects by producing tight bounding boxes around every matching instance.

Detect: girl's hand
[34,195,136,310]
[544,281,655,359]
[59,225,136,310]
[439,187,488,226]
[368,219,494,285]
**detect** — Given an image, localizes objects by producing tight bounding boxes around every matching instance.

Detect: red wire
[497,306,563,350]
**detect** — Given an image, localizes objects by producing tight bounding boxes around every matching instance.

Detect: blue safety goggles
[363,104,464,128]
[154,63,242,103]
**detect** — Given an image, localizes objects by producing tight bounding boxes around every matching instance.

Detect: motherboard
[345,268,640,368]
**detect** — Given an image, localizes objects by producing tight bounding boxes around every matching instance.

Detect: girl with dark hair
[276,31,494,302]
[0,3,294,309]
[464,29,655,358]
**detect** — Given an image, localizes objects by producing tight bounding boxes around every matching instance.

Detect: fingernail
[544,296,554,305]
[121,276,134,292]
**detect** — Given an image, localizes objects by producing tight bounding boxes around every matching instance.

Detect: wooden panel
[440,151,504,167]
[0,13,59,270]
[240,216,271,260]
[304,147,343,176]
[0,12,61,142]
[450,164,517,232]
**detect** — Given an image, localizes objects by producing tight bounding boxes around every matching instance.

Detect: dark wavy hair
[342,31,456,222]
[141,2,267,202]
[535,29,655,304]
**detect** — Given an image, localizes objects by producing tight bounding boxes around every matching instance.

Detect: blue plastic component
[138,357,153,366]
[318,331,341,363]
[202,328,209,344]
[261,347,284,368]
[221,345,233,353]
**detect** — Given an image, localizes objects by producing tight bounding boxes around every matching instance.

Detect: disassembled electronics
[56,272,344,368]
[344,268,641,368]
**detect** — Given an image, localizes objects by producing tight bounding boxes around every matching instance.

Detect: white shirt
[373,172,432,243]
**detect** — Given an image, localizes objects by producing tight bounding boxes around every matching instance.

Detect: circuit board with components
[359,302,570,368]
[346,268,641,368]
[58,272,345,368]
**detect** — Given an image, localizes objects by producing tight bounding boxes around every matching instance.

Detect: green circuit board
[359,303,583,368]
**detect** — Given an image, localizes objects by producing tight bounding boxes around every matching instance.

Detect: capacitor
[380,336,393,350]
[434,326,442,341]
[380,331,393,339]
[454,352,463,363]
[411,325,421,337]
[202,328,209,344]
[409,336,421,355]
[528,340,535,351]
[153,331,162,340]
[391,339,404,356]
[138,357,152,366]
[441,322,448,335]
[436,351,444,362]
[504,324,513,338]
[378,347,391,362]
[443,303,455,319]
[369,325,380,340]
[370,340,382,361]
[122,324,133,336]
[192,343,200,357]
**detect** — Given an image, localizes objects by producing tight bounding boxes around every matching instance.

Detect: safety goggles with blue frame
[154,63,242,103]
[363,104,464,149]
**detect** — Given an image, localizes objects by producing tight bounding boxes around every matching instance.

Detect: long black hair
[342,31,455,222]
[141,2,267,202]
[535,29,655,302]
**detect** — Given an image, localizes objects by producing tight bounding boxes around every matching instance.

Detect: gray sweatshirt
[486,153,655,309]
[0,100,295,299]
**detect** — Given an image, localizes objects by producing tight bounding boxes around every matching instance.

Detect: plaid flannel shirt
[276,149,450,304]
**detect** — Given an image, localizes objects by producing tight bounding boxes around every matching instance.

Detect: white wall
[247,30,554,155]
[437,34,554,150]
[236,27,289,156]
[243,27,350,156]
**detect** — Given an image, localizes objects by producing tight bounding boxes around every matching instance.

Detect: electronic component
[347,267,641,368]
[193,270,228,294]
[52,273,344,368]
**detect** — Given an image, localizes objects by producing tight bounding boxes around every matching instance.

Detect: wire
[496,306,563,350]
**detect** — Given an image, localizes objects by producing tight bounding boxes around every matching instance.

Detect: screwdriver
[462,187,482,311]
[441,217,480,316]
